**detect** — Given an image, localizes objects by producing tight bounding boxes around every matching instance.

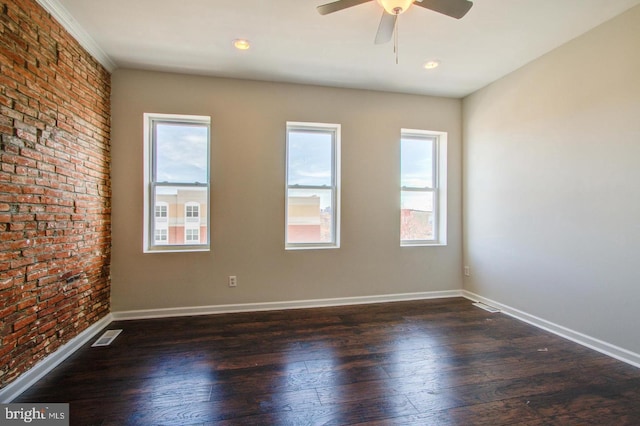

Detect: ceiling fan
[317,0,473,45]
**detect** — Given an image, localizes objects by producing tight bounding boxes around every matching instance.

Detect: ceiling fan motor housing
[376,0,414,14]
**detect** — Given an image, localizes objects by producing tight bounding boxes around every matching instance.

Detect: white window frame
[143,113,210,253]
[400,129,447,247]
[285,122,341,250]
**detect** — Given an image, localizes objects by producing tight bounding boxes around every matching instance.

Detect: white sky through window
[288,130,333,209]
[401,137,434,188]
[156,123,208,183]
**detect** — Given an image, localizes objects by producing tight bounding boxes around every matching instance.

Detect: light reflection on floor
[137,350,219,424]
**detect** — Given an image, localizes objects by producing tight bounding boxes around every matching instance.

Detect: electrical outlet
[463,266,471,277]
[228,276,237,287]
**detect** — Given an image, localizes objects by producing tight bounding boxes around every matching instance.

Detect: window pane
[401,191,434,241]
[287,188,333,244]
[155,123,208,183]
[287,130,333,186]
[154,186,208,245]
[401,137,434,188]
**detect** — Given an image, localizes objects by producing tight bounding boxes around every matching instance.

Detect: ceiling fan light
[423,60,440,69]
[233,39,251,50]
[376,0,414,15]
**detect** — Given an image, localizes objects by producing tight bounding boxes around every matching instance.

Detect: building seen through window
[153,191,206,245]
[144,113,210,252]
[286,122,340,249]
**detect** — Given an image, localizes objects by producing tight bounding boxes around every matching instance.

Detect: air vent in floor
[472,302,500,313]
[92,329,123,347]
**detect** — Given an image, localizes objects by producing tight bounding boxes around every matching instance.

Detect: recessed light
[233,39,251,50]
[423,60,440,70]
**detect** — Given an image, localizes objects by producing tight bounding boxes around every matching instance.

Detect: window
[155,228,168,243]
[185,228,199,242]
[185,203,199,218]
[155,203,168,219]
[286,122,340,249]
[400,129,447,246]
[154,202,169,245]
[144,113,210,252]
[184,201,201,243]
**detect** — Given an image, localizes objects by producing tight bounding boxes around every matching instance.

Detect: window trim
[400,128,447,247]
[143,113,211,253]
[285,121,341,250]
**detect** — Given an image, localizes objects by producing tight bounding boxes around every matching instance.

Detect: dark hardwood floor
[14,298,640,425]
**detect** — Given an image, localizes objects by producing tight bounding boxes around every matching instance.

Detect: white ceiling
[49,0,640,98]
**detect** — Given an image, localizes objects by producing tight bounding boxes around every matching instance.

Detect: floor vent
[473,302,500,313]
[92,329,123,347]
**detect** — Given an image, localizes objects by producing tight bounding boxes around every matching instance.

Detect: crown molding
[36,0,117,72]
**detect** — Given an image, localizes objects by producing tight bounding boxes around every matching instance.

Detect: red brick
[17,296,36,310]
[12,313,37,331]
[0,0,111,390]
[0,304,17,319]
[0,341,16,358]
[7,222,25,231]
[37,319,56,333]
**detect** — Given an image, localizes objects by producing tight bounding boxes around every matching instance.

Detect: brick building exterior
[154,188,208,245]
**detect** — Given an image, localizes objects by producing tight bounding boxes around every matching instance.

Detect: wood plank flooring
[14,298,640,425]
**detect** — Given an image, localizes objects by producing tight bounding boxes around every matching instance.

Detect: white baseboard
[0,313,114,403]
[112,290,463,321]
[462,290,640,369]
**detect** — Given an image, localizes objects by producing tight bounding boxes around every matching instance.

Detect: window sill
[401,242,447,248]
[144,246,210,254]
[286,244,340,251]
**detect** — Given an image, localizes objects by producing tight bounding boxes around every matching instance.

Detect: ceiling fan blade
[414,0,473,19]
[317,0,372,15]
[375,11,397,44]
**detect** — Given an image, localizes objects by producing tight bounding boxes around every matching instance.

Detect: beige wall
[463,6,640,353]
[111,70,462,311]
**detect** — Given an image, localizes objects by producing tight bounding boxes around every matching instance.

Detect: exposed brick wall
[0,0,111,389]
